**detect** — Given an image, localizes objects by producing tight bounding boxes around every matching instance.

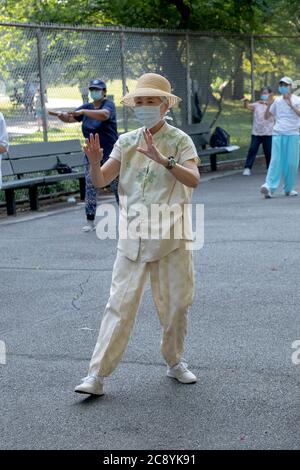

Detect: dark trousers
[84,155,119,221]
[244,135,272,170]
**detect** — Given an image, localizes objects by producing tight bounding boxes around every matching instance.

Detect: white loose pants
[88,244,195,377]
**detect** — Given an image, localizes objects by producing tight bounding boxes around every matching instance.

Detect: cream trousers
[88,243,195,377]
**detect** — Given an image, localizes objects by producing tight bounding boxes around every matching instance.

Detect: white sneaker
[167,361,197,384]
[243,168,251,176]
[74,375,104,396]
[284,190,298,197]
[260,184,272,198]
[82,221,96,232]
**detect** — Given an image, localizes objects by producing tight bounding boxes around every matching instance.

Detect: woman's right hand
[83,133,103,166]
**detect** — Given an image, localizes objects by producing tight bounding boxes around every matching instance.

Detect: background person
[242,87,274,176]
[49,79,119,231]
[261,76,300,198]
[23,80,36,115]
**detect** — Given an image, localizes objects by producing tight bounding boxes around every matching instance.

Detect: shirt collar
[141,121,170,140]
[140,121,172,139]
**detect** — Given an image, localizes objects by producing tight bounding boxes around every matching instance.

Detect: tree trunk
[157,36,189,126]
[232,49,244,100]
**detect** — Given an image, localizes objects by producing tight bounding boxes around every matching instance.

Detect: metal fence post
[250,34,255,101]
[186,33,192,125]
[120,30,128,133]
[36,29,48,142]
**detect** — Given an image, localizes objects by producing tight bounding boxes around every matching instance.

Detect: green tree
[0,0,286,34]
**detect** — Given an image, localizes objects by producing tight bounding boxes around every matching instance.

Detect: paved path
[0,168,299,449]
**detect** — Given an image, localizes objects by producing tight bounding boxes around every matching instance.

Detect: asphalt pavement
[0,166,299,450]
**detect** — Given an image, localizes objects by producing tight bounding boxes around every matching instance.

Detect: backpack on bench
[55,156,73,174]
[210,127,230,148]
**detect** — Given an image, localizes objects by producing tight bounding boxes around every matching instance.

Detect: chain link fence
[1,22,299,208]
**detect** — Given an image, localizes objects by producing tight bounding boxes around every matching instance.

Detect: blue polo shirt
[75,99,118,160]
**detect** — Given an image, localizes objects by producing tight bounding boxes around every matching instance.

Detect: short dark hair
[261,86,272,93]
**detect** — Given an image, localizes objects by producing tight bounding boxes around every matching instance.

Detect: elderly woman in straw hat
[75,73,200,396]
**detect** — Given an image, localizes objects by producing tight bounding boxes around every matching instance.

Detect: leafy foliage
[0,1,294,35]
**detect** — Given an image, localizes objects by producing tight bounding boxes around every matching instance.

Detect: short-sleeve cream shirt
[110,122,199,261]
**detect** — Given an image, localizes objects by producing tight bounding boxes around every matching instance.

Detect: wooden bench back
[1,159,14,177]
[180,123,211,150]
[180,123,210,136]
[8,140,82,159]
[7,140,84,176]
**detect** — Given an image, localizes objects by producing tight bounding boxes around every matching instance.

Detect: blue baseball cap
[89,79,106,90]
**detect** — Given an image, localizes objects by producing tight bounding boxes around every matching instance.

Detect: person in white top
[0,112,9,189]
[242,86,274,176]
[261,76,300,198]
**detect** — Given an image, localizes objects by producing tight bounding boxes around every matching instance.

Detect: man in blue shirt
[49,79,119,231]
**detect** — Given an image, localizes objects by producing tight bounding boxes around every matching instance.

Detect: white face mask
[133,104,164,129]
[90,90,103,101]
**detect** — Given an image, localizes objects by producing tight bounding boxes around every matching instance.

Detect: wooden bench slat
[189,134,210,149]
[1,172,85,190]
[199,146,240,157]
[199,147,228,156]
[57,154,84,167]
[43,172,85,184]
[11,156,60,173]
[8,140,83,159]
[10,153,84,174]
[180,123,210,135]
[1,160,14,177]
[1,177,45,189]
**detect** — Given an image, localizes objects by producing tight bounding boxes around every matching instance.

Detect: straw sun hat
[121,73,181,108]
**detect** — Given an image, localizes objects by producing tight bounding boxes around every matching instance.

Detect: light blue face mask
[278,85,289,95]
[261,94,269,101]
[133,104,163,129]
[90,90,103,101]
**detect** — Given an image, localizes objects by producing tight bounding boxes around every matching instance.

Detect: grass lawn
[10,126,83,144]
[47,79,137,105]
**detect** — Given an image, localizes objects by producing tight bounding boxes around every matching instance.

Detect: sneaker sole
[282,192,298,197]
[167,372,197,384]
[74,388,104,396]
[260,186,271,198]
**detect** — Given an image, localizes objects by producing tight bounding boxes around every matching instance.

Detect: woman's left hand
[137,129,168,166]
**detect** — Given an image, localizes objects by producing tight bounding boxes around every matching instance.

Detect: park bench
[181,123,240,171]
[1,140,86,216]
